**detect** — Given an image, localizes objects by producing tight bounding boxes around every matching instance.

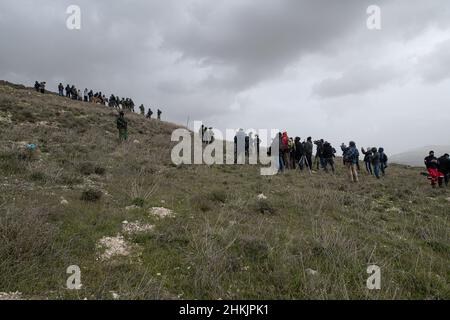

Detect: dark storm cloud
[163,0,377,91]
[1,0,450,152]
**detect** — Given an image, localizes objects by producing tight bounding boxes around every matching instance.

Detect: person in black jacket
[314,139,324,170]
[304,137,313,170]
[361,147,373,175]
[322,142,336,173]
[379,147,388,176]
[438,153,450,187]
[294,137,304,170]
[371,147,381,179]
[116,111,128,142]
[65,84,71,98]
[58,83,64,96]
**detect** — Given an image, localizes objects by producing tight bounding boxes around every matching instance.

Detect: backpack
[344,147,358,163]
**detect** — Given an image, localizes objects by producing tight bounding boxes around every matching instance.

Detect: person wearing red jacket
[424,151,444,188]
[281,132,290,170]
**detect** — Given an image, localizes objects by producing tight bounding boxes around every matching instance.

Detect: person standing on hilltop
[425,151,444,188]
[58,83,64,96]
[146,108,153,119]
[65,84,71,98]
[157,109,162,121]
[34,81,40,92]
[84,88,89,102]
[39,82,46,94]
[116,111,128,142]
[341,141,360,183]
[139,104,145,116]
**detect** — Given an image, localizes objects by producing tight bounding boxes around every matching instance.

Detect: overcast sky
[1,0,450,154]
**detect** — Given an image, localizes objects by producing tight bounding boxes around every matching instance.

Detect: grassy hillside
[0,81,449,300]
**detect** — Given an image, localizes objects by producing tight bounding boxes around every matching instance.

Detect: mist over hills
[390,146,450,167]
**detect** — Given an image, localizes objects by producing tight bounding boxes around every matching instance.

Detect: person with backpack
[379,148,388,176]
[438,153,450,187]
[71,85,77,100]
[281,132,290,170]
[39,82,46,94]
[34,81,40,92]
[116,111,128,142]
[146,108,153,119]
[314,139,325,170]
[322,141,336,173]
[371,147,381,179]
[304,137,313,170]
[361,147,373,175]
[139,104,145,116]
[341,141,360,183]
[65,84,71,98]
[294,137,304,170]
[58,83,64,96]
[157,109,162,120]
[424,151,444,188]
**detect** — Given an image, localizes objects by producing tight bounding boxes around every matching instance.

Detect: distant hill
[390,146,450,167]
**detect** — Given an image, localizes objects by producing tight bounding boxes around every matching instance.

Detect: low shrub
[81,189,103,202]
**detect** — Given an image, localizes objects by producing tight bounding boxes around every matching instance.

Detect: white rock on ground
[446,197,450,203]
[305,268,319,276]
[60,198,69,205]
[150,207,175,219]
[122,221,154,234]
[110,291,120,300]
[97,235,133,261]
[257,194,268,200]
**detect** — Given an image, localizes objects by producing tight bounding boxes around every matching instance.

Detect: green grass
[0,81,448,300]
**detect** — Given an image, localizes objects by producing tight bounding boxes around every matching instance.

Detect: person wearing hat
[116,111,128,142]
[341,141,360,183]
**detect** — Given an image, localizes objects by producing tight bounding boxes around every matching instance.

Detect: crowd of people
[264,132,388,183]
[34,80,163,121]
[33,80,449,188]
[233,129,262,163]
